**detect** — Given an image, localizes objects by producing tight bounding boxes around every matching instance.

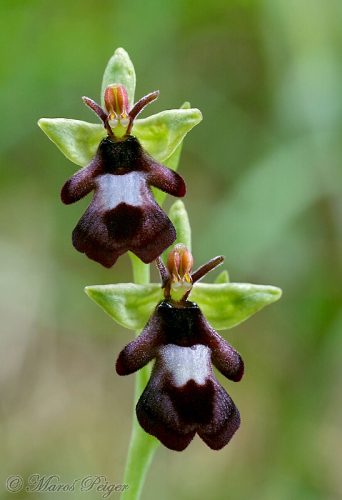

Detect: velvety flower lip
[116,299,243,451]
[61,87,186,268]
[61,132,185,267]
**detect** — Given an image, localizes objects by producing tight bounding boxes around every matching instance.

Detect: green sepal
[101,48,136,109]
[85,283,163,330]
[38,107,201,169]
[132,107,202,163]
[38,118,105,167]
[190,283,282,330]
[85,281,282,332]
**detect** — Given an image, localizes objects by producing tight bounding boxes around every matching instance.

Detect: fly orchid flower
[86,201,282,452]
[116,246,244,451]
[38,48,202,267]
[61,85,186,267]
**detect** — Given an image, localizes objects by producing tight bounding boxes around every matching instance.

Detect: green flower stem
[120,369,159,500]
[121,254,159,500]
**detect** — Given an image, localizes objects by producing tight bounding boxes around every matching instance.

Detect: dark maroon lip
[116,299,244,450]
[61,134,186,268]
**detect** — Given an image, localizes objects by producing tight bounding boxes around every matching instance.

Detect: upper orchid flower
[60,85,186,267]
[38,49,202,267]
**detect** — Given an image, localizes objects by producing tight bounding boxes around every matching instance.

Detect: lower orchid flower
[116,245,244,451]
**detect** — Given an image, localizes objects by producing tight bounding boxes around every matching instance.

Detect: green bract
[167,200,191,251]
[38,48,202,169]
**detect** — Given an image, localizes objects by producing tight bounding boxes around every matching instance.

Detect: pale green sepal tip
[215,270,230,283]
[38,118,106,167]
[190,283,282,331]
[101,48,136,109]
[85,283,163,330]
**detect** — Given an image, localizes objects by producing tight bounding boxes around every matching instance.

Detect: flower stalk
[121,256,158,500]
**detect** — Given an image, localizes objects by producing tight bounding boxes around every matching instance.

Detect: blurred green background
[1,0,341,499]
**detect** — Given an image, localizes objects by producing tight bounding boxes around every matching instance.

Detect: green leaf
[168,200,192,251]
[132,107,202,163]
[101,48,136,109]
[85,283,163,330]
[214,270,230,283]
[38,118,105,167]
[190,283,282,330]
